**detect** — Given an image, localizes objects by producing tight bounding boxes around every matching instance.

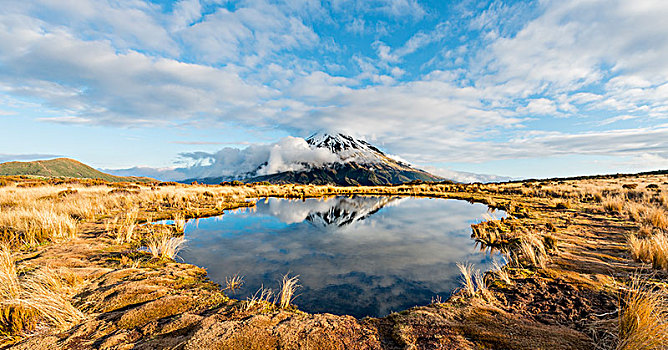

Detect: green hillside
[0,158,154,183]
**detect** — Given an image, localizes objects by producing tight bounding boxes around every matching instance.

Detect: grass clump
[457,263,476,297]
[107,209,138,244]
[278,274,300,309]
[0,208,77,246]
[243,286,274,312]
[20,268,84,329]
[224,274,244,293]
[603,196,625,214]
[628,232,668,270]
[457,263,492,300]
[172,212,186,232]
[491,258,512,285]
[0,245,82,340]
[515,234,549,269]
[146,235,186,260]
[617,276,668,350]
[644,207,668,231]
[0,244,34,339]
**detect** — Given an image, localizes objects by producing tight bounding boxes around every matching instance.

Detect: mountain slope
[0,158,154,183]
[189,133,444,186]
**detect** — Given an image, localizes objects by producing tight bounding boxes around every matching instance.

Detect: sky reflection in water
[178,196,504,318]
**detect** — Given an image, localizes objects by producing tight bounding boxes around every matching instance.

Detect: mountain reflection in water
[178,196,504,318]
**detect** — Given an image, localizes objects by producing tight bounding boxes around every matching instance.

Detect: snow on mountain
[305,132,409,166]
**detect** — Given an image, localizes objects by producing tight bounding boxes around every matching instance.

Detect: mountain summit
[187,132,444,186]
[305,132,408,166]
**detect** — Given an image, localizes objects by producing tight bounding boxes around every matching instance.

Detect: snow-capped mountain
[186,132,445,185]
[305,132,405,165]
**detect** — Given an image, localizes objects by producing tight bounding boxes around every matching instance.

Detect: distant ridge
[0,158,154,183]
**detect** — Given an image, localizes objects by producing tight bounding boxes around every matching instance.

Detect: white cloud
[518,98,558,116]
[330,0,425,19]
[179,4,319,65]
[1,0,668,176]
[11,0,178,55]
[169,136,339,180]
[36,116,92,124]
[0,13,269,125]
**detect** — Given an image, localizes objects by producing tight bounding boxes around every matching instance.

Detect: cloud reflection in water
[179,196,504,318]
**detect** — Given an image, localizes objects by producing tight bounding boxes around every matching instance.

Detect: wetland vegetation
[0,174,667,349]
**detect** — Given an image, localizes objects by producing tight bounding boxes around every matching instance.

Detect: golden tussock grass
[516,233,549,269]
[224,274,244,292]
[603,195,625,214]
[0,245,19,302]
[19,268,84,329]
[457,263,476,297]
[278,274,300,309]
[243,285,274,312]
[145,229,186,260]
[473,270,493,301]
[629,232,668,270]
[643,207,668,231]
[172,212,186,232]
[0,244,82,339]
[0,208,77,246]
[491,259,512,285]
[0,244,34,340]
[617,276,668,350]
[457,263,494,300]
[624,202,646,222]
[108,208,139,244]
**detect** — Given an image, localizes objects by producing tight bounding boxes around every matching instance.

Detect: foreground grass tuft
[617,276,668,350]
[278,274,300,309]
[20,268,84,329]
[1,245,82,339]
[146,234,186,260]
[628,232,668,270]
[457,263,476,297]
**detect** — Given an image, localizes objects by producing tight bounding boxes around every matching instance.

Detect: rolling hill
[0,158,154,183]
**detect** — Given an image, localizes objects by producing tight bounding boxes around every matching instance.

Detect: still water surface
[177,196,504,318]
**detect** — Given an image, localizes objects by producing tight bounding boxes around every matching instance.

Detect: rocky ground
[4,175,667,349]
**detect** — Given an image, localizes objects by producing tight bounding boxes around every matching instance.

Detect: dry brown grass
[109,209,139,244]
[0,244,35,340]
[0,208,77,246]
[629,232,668,270]
[473,270,493,301]
[624,202,646,222]
[457,263,476,297]
[516,233,549,269]
[146,233,186,260]
[243,285,274,312]
[224,274,244,292]
[278,274,300,309]
[172,212,186,232]
[617,276,668,350]
[644,207,668,231]
[1,246,82,338]
[491,259,512,285]
[0,245,19,301]
[603,195,625,214]
[19,268,84,329]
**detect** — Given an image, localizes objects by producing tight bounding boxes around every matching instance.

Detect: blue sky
[1,0,667,180]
